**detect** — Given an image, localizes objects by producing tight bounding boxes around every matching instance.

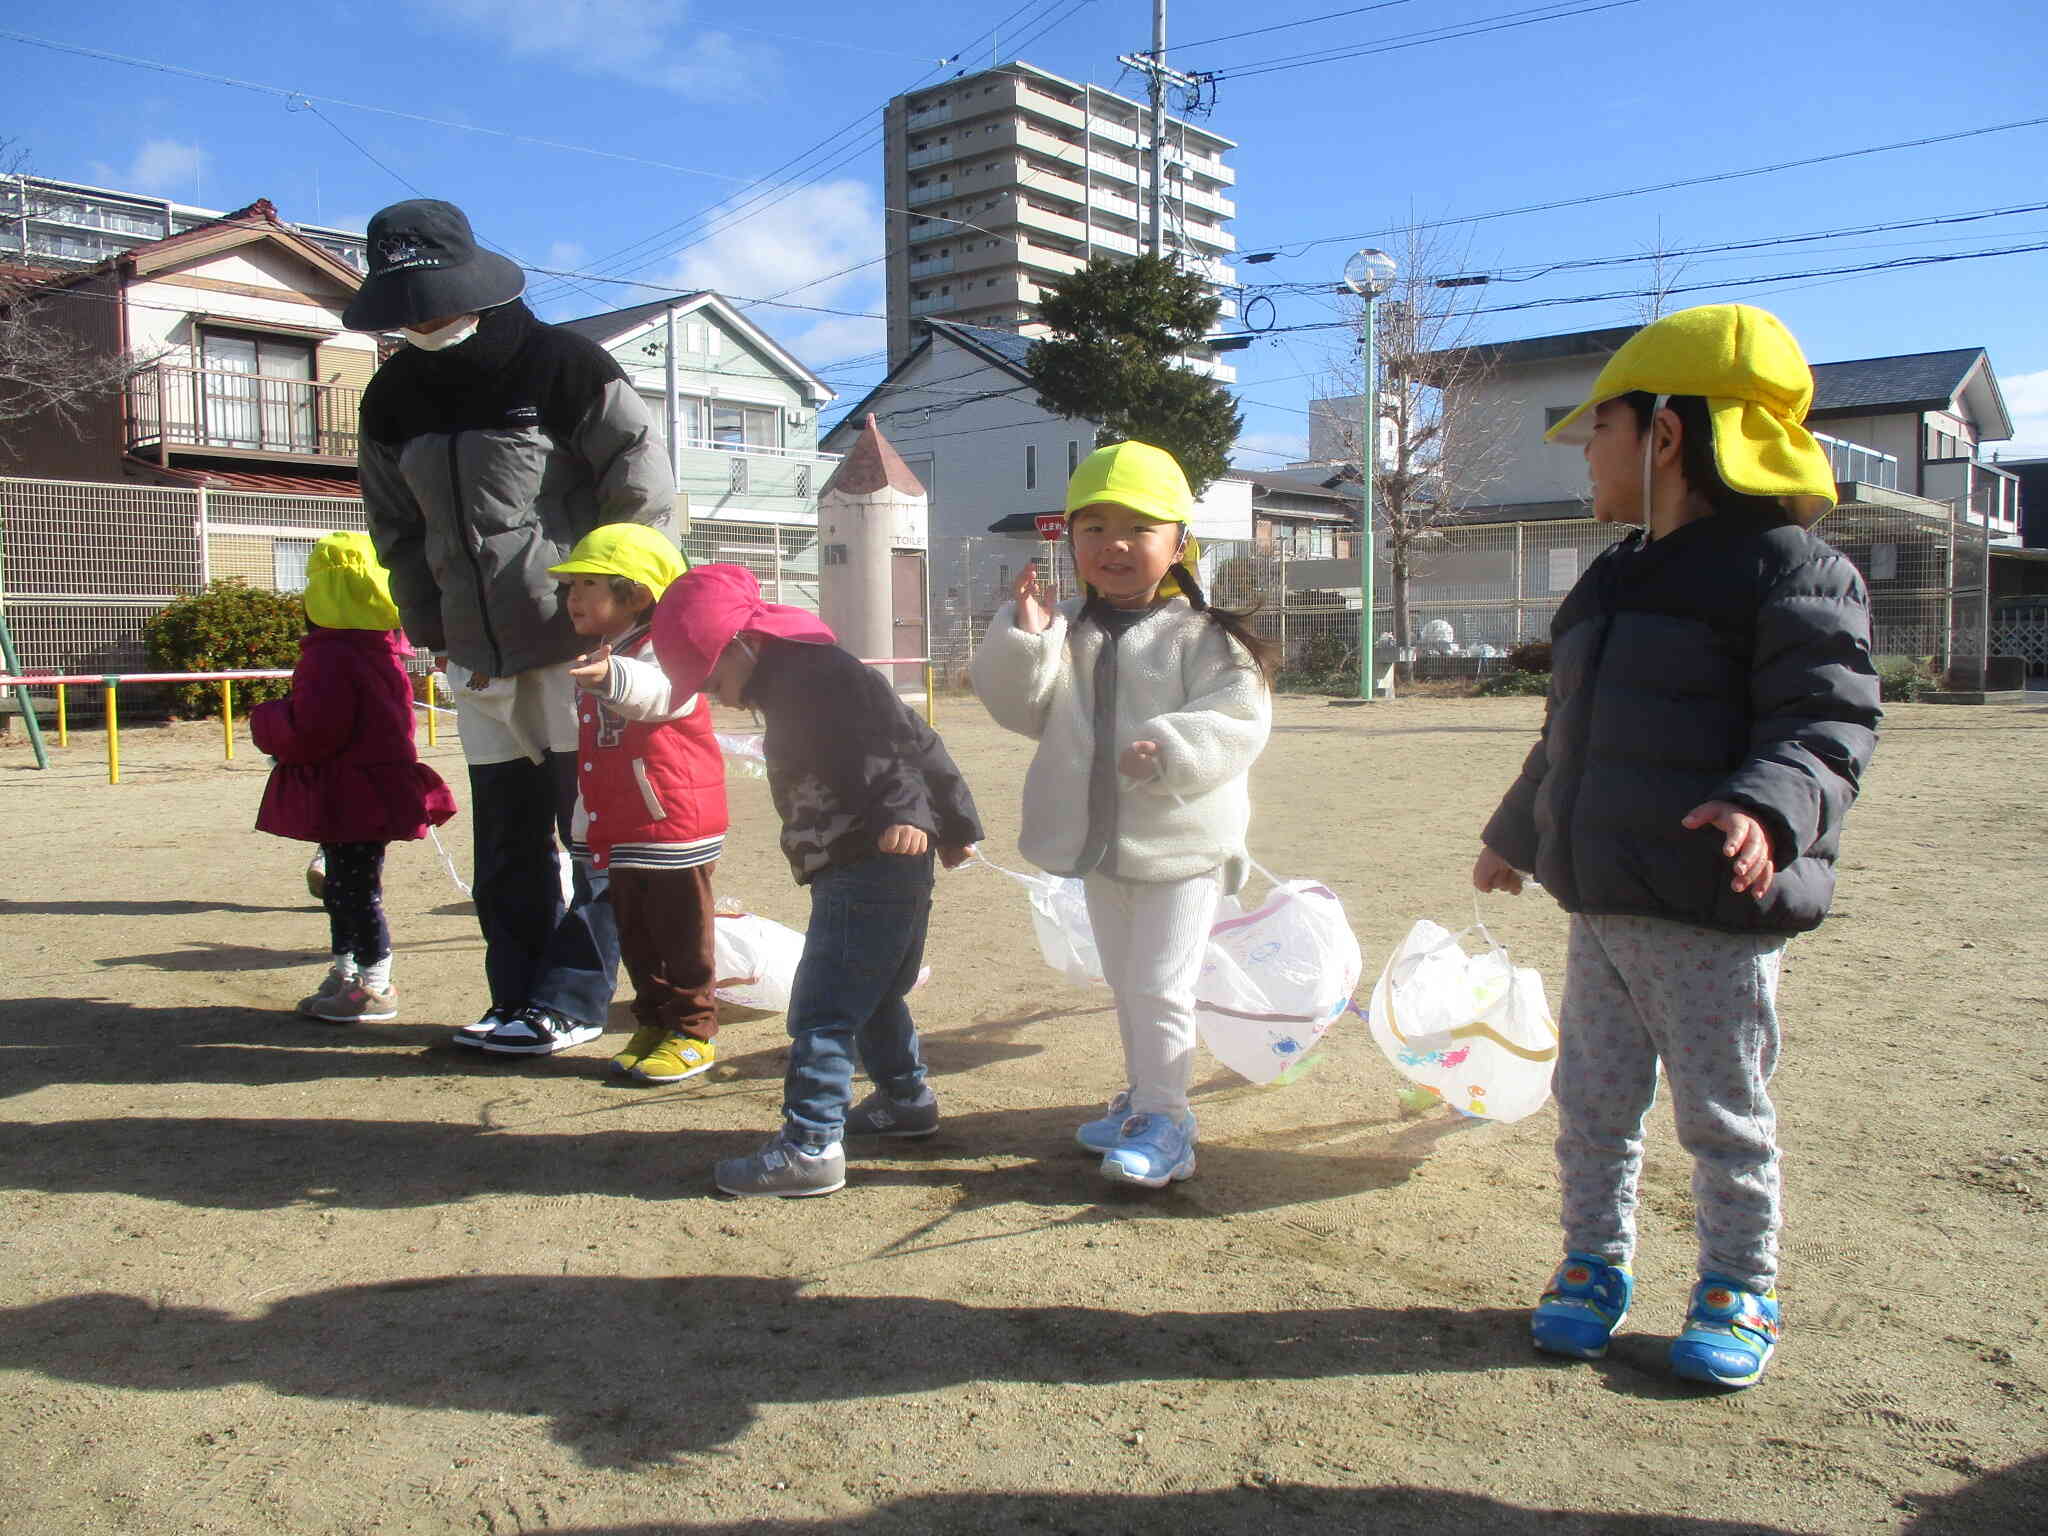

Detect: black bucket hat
[342,199,527,332]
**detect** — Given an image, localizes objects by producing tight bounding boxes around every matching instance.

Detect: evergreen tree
[1025,255,1241,497]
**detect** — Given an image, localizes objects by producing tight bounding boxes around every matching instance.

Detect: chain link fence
[928,493,2000,695]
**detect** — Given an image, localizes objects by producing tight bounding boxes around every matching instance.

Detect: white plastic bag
[712,910,806,1012]
[978,853,1364,1084]
[1368,910,1557,1122]
[1194,877,1362,1084]
[716,731,767,779]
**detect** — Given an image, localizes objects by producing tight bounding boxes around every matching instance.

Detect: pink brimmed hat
[652,563,837,695]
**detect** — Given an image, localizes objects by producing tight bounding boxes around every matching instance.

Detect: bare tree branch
[1315,221,1516,655]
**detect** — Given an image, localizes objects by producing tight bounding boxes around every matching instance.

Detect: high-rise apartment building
[1,173,368,274]
[882,61,1238,376]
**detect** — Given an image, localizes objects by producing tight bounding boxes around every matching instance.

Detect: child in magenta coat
[253,531,456,1022]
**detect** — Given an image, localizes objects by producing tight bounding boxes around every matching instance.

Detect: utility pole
[1118,2,1197,260]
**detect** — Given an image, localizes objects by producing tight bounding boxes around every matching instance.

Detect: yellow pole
[103,678,120,784]
[221,679,234,760]
[424,671,438,745]
[924,662,936,727]
[55,683,68,748]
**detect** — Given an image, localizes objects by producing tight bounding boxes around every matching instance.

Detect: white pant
[1083,871,1221,1117]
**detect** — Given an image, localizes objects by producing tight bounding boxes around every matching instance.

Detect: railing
[672,442,837,506]
[126,363,361,462]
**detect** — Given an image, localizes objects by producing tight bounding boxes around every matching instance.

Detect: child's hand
[568,644,612,692]
[1012,563,1051,634]
[1472,846,1524,895]
[1119,740,1161,780]
[878,824,930,856]
[938,842,975,870]
[1683,801,1777,899]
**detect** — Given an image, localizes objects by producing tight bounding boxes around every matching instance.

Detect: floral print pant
[1554,913,1787,1292]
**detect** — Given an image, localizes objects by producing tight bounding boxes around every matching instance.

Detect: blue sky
[7,0,2047,459]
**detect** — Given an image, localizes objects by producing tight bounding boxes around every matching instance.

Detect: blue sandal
[1531,1253,1633,1359]
[1670,1277,1779,1388]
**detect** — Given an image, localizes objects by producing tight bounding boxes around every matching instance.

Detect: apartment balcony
[907,216,951,244]
[906,180,953,207]
[1177,224,1238,254]
[674,441,839,509]
[908,253,954,279]
[910,292,955,317]
[126,363,360,465]
[1087,225,1141,258]
[1175,150,1236,187]
[905,102,951,131]
[1178,353,1238,385]
[1088,187,1144,225]
[998,196,1089,245]
[1086,117,1140,151]
[906,144,955,171]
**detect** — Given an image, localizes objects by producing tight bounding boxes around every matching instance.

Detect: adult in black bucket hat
[342,200,527,334]
[350,196,679,1059]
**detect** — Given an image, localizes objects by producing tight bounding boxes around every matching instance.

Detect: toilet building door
[890,549,927,688]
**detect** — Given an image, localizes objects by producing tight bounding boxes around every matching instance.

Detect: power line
[1202,0,1641,83]
[1170,0,1425,54]
[1238,111,2048,261]
[0,28,758,186]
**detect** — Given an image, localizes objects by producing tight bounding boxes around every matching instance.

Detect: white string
[428,824,472,897]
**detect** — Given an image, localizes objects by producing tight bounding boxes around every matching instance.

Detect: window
[822,544,849,566]
[1025,444,1037,490]
[199,328,317,452]
[710,401,778,450]
[1067,439,1079,475]
[272,537,315,592]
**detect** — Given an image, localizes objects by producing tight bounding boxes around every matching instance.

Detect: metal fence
[0,475,815,720]
[928,493,2000,694]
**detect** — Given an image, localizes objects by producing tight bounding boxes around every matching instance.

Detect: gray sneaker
[715,1135,846,1198]
[844,1087,939,1139]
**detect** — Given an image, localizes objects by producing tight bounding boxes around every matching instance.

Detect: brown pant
[607,863,719,1041]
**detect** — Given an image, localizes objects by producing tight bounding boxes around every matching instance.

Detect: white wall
[127,242,372,361]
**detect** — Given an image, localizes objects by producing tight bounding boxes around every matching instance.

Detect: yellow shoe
[611,1023,667,1075]
[632,1033,716,1083]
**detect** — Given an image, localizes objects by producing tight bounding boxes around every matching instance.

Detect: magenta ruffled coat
[251,627,458,844]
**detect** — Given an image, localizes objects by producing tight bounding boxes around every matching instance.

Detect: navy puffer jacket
[1483,510,1881,935]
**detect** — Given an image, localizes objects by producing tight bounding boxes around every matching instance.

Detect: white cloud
[547,240,588,271]
[790,312,886,370]
[90,139,209,197]
[1231,428,1308,467]
[1998,367,2048,459]
[417,0,776,101]
[664,178,879,300]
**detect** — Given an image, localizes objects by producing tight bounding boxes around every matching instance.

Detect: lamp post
[1342,248,1397,701]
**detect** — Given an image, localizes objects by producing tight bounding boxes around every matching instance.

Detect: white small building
[821,319,1251,655]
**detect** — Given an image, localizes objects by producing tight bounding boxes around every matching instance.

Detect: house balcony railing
[126,363,360,464]
[672,441,840,507]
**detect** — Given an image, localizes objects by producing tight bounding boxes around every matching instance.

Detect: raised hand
[1012,562,1050,634]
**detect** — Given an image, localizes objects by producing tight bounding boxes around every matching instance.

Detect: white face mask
[402,314,480,351]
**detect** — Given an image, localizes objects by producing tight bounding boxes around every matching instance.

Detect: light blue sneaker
[1531,1253,1633,1360]
[1099,1111,1197,1188]
[1670,1276,1779,1388]
[1074,1090,1133,1154]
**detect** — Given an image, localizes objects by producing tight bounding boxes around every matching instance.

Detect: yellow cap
[546,523,689,599]
[1544,303,1836,524]
[1064,440,1201,592]
[304,531,399,630]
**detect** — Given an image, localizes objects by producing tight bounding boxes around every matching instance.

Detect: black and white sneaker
[453,1006,517,1049]
[478,1004,602,1056]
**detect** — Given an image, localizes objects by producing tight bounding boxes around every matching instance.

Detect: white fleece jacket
[971,596,1271,889]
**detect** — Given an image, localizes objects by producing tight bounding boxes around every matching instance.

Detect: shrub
[1506,639,1552,674]
[1476,669,1551,697]
[1874,654,1935,704]
[143,580,304,718]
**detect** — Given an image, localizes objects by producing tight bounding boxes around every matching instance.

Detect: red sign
[1034,513,1067,541]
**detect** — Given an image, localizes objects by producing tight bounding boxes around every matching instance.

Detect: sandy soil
[1,693,2043,1536]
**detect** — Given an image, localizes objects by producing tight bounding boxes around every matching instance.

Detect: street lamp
[1342,247,1396,701]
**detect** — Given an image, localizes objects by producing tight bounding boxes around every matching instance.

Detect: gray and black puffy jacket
[359,300,676,677]
[1483,510,1881,935]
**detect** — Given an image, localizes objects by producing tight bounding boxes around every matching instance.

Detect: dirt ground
[1,692,2043,1536]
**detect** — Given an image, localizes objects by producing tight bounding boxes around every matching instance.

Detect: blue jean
[467,751,619,1024]
[782,851,934,1150]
